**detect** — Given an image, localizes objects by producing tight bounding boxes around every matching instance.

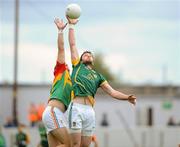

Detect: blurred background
[0,0,180,147]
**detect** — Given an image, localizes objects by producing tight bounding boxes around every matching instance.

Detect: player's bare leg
[48,133,60,147]
[70,133,81,147]
[80,136,92,147]
[50,127,71,147]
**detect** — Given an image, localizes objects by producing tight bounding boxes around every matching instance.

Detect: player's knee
[80,141,91,147]
[56,141,71,147]
[80,143,91,147]
[60,138,71,147]
[72,141,81,147]
[64,142,71,147]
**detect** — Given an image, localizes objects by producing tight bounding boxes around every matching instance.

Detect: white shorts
[42,106,67,134]
[67,102,95,136]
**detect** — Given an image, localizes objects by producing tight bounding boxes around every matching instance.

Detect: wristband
[58,29,63,34]
[69,24,75,29]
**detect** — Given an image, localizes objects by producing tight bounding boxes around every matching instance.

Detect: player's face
[81,52,94,65]
[18,126,22,132]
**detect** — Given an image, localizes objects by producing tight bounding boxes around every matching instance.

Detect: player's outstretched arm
[101,82,136,105]
[54,18,67,63]
[66,16,79,63]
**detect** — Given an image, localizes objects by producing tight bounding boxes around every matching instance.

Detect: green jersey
[49,62,73,109]
[16,132,27,147]
[71,59,107,104]
[0,134,6,147]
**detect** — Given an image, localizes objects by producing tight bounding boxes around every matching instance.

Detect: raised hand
[128,95,137,105]
[66,15,79,25]
[54,18,67,30]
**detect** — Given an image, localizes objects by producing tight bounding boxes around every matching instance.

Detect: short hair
[80,51,93,61]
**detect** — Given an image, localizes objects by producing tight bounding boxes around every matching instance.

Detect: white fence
[2,127,180,147]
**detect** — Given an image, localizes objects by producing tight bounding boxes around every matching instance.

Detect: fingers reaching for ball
[54,18,67,30]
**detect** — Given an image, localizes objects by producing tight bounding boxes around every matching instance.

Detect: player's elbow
[111,93,116,98]
[58,46,64,52]
[58,48,65,54]
[58,43,64,50]
[69,42,76,48]
[71,53,79,62]
[109,90,117,98]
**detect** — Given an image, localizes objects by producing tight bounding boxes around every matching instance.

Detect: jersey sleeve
[72,58,80,68]
[53,61,66,76]
[99,73,107,87]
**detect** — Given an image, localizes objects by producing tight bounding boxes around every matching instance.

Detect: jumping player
[66,16,137,147]
[42,18,72,147]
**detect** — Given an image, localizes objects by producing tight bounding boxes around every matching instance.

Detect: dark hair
[80,51,93,61]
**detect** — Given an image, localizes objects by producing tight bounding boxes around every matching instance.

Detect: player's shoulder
[72,58,81,67]
[93,69,103,76]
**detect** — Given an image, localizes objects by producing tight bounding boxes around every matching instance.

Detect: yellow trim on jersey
[53,73,63,86]
[72,58,80,66]
[71,91,75,100]
[100,80,108,86]
[74,65,87,89]
[50,73,63,97]
[63,71,72,89]
[88,96,95,106]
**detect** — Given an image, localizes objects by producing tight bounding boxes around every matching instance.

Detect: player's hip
[42,106,68,134]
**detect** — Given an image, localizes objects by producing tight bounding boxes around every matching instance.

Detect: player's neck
[87,65,92,69]
[83,62,93,69]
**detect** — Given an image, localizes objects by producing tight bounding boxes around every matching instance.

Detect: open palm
[54,18,67,30]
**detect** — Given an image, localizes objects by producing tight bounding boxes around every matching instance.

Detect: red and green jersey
[71,59,107,105]
[49,61,73,109]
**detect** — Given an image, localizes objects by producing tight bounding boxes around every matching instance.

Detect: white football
[66,3,81,19]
